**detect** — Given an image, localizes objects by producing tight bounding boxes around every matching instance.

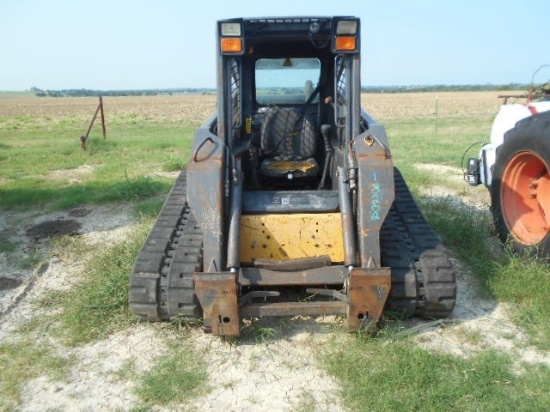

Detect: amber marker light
[335,36,357,51]
[221,37,243,53]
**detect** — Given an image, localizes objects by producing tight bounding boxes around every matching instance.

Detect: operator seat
[259,106,319,179]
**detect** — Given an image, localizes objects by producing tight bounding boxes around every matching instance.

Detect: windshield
[255,58,320,105]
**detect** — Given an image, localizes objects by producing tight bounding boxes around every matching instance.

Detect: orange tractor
[466,66,550,259]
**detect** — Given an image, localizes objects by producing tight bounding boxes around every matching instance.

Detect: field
[0,92,549,411]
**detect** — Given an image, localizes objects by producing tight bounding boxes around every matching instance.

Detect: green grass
[0,237,17,253]
[491,251,550,350]
[45,221,151,346]
[134,342,208,408]
[133,197,165,218]
[422,197,496,280]
[0,122,193,210]
[0,339,74,411]
[421,198,550,350]
[385,117,491,169]
[0,175,172,210]
[324,333,550,412]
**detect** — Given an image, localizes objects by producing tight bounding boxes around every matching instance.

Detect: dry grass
[0,91,505,126]
[0,94,217,126]
[362,91,504,121]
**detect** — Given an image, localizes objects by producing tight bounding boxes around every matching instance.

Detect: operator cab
[255,57,321,182]
[217,17,362,190]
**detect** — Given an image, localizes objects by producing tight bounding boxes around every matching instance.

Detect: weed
[133,197,164,219]
[0,339,73,411]
[97,176,165,203]
[169,316,204,336]
[86,138,118,154]
[422,197,498,282]
[295,391,316,412]
[18,249,45,271]
[16,315,53,335]
[454,325,485,346]
[162,155,186,172]
[420,199,550,350]
[50,235,94,260]
[48,221,151,345]
[491,250,550,350]
[134,342,208,408]
[240,319,278,344]
[113,359,137,381]
[253,326,278,344]
[0,237,16,253]
[323,334,550,412]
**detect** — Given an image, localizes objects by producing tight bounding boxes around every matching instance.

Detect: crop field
[0,91,549,411]
[0,89,502,123]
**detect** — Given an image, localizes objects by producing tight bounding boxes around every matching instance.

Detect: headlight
[221,22,241,36]
[336,20,358,35]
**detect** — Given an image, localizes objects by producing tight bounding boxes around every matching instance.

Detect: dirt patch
[0,277,22,291]
[68,207,92,218]
[0,205,134,318]
[415,162,491,208]
[26,219,81,240]
[415,162,464,175]
[147,170,180,179]
[415,163,466,189]
[412,261,550,371]
[46,164,95,184]
[18,326,165,412]
[189,320,343,411]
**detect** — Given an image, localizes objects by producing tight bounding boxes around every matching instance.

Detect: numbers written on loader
[371,171,381,221]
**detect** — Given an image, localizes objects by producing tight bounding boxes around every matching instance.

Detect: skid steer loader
[130,16,457,337]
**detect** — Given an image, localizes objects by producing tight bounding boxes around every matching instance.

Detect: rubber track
[129,172,202,321]
[381,168,457,318]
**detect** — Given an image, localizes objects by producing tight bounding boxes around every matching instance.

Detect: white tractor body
[478,100,550,187]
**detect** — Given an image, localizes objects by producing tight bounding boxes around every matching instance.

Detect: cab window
[255,58,320,105]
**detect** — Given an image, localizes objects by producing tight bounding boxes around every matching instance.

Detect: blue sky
[1,0,548,90]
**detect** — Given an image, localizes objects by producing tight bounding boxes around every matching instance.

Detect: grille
[230,58,241,130]
[335,55,348,137]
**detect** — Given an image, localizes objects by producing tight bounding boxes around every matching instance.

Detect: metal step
[239,265,346,286]
[240,301,347,317]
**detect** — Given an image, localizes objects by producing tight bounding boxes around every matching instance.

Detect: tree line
[30,83,528,97]
[361,83,527,93]
[29,87,215,97]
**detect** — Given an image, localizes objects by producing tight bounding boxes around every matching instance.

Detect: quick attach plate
[347,267,391,332]
[194,272,240,337]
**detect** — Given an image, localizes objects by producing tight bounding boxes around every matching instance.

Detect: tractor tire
[490,111,550,259]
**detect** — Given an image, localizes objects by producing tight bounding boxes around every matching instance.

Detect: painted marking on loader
[371,171,381,221]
